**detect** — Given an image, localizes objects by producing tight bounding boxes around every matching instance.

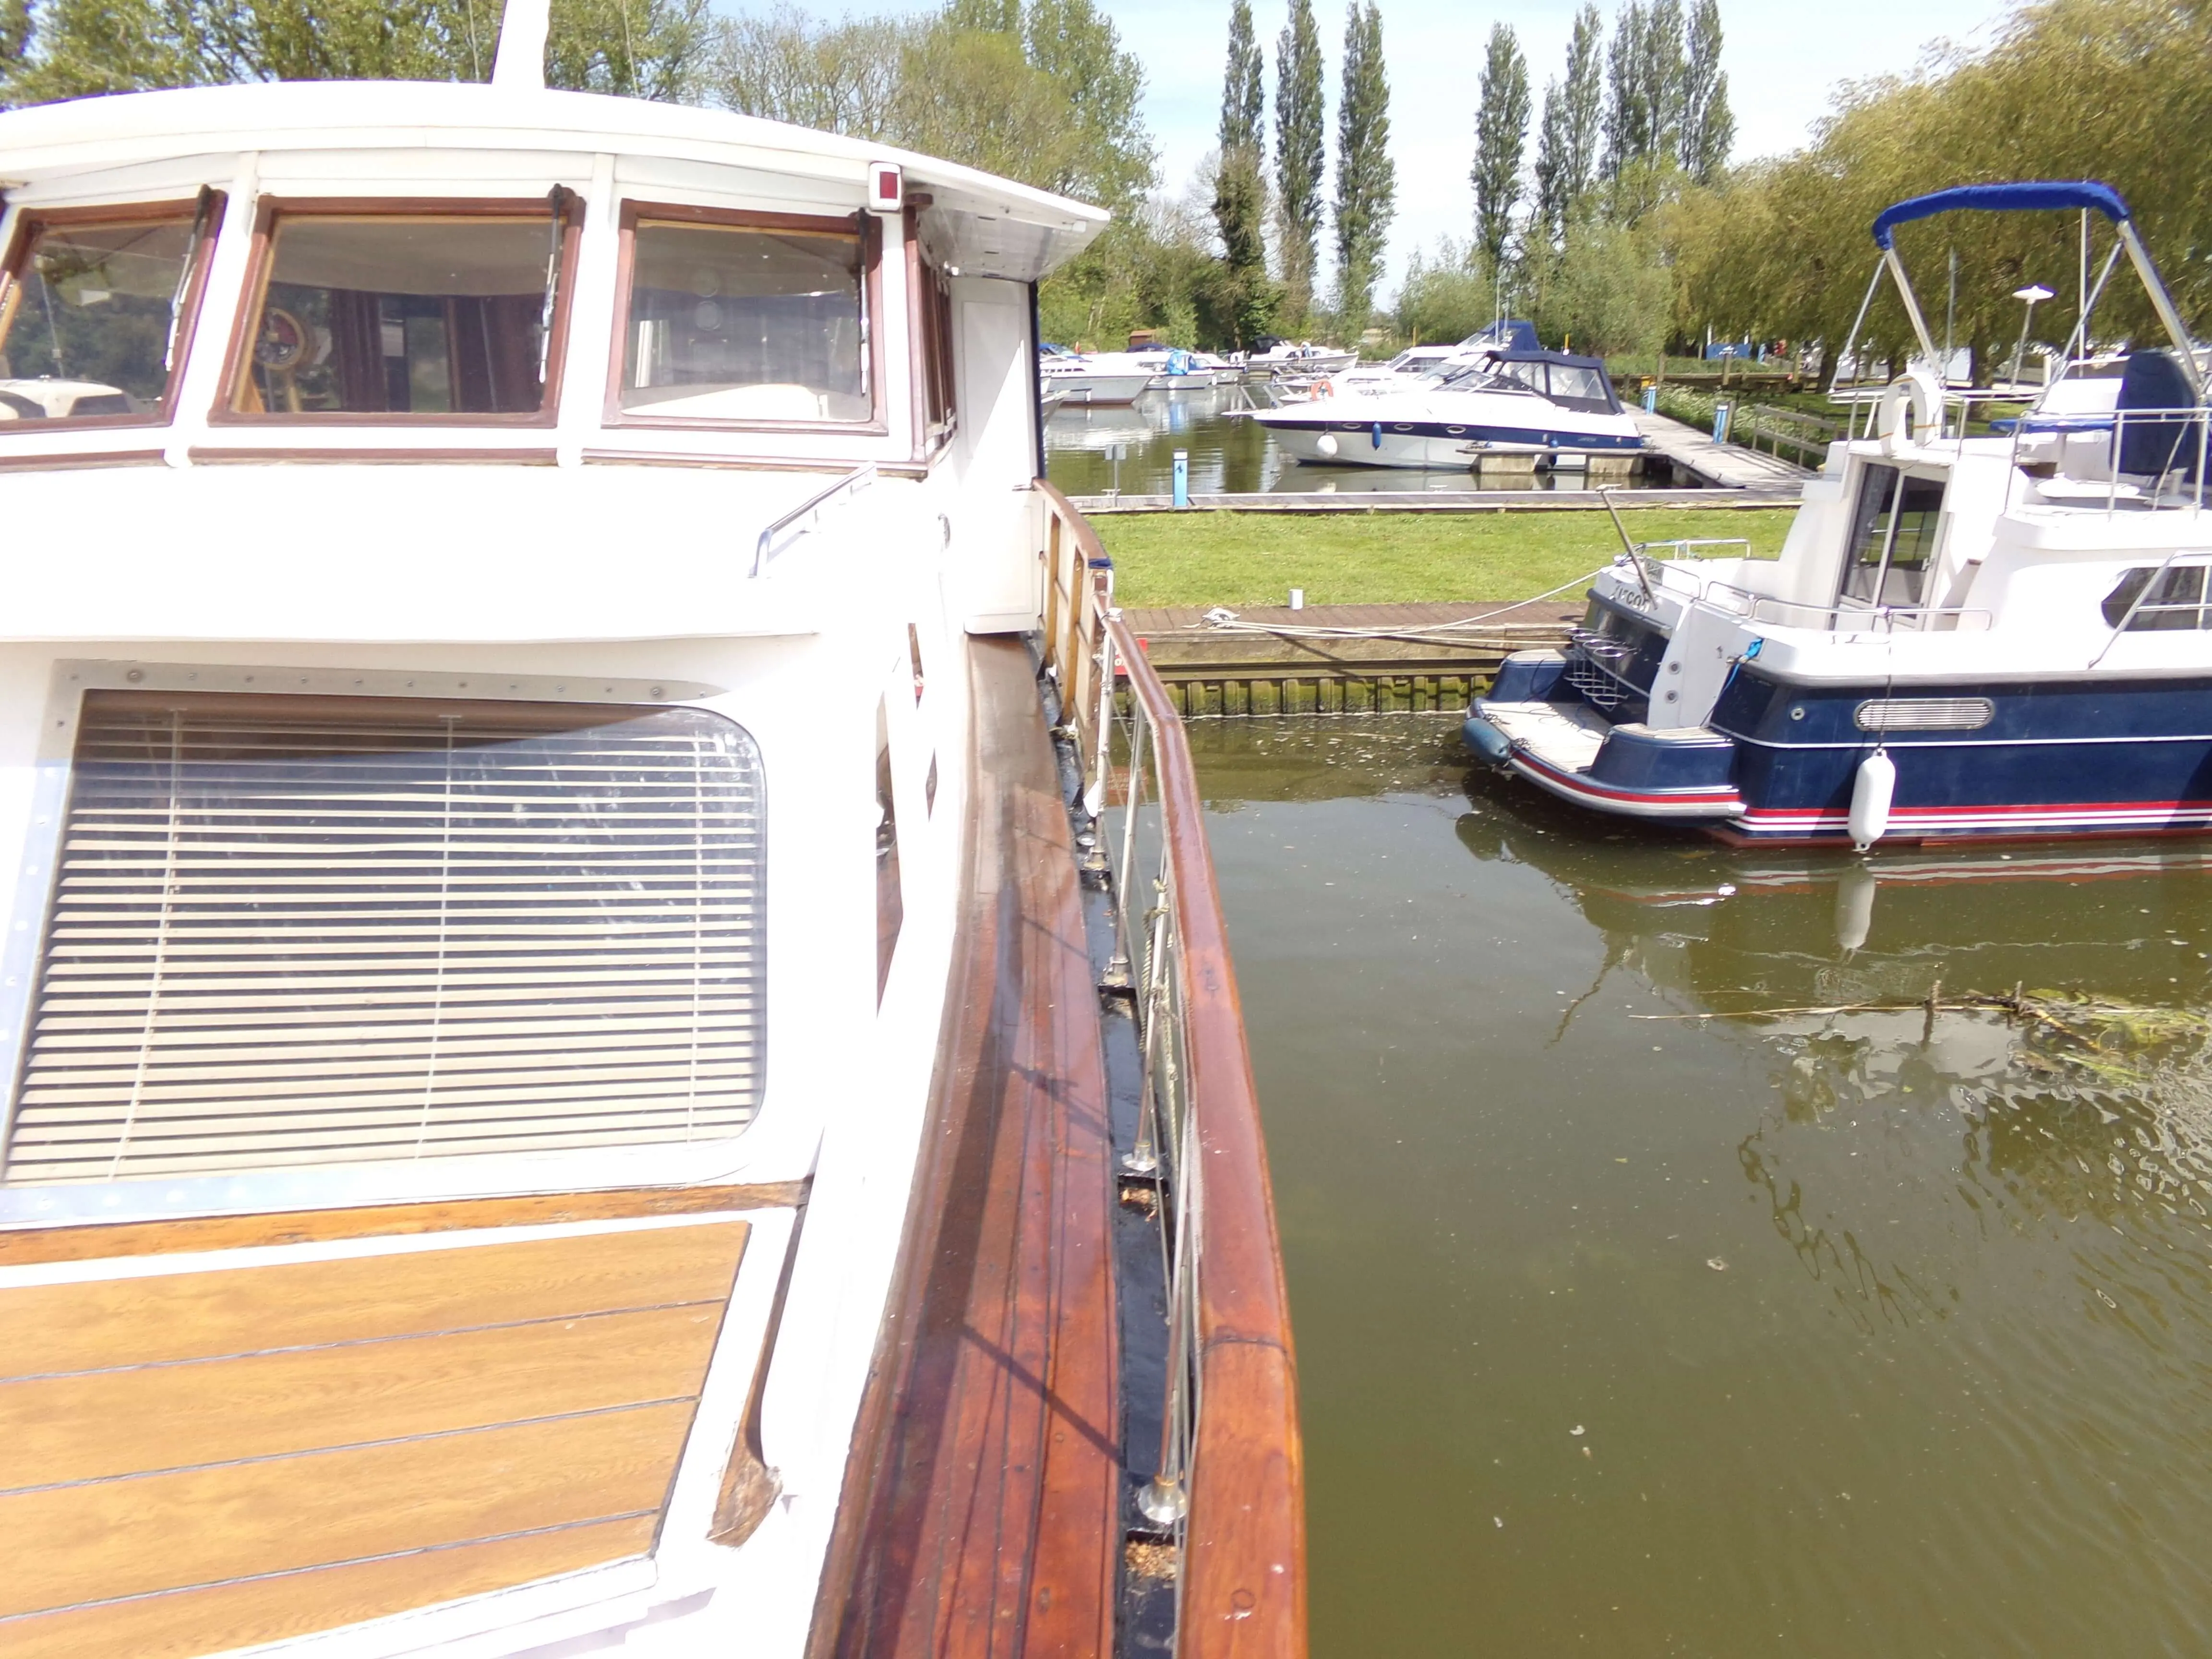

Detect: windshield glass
[0,213,200,421]
[1548,364,1615,408]
[621,219,869,422]
[233,213,563,417]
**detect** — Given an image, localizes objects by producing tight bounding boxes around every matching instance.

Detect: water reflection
[1044,384,1589,496]
[1189,717,2212,1658]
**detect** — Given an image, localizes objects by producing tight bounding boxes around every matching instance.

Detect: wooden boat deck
[811,636,1122,1657]
[0,1189,782,1659]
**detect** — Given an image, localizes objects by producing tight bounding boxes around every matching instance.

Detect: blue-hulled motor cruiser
[1465,180,2212,845]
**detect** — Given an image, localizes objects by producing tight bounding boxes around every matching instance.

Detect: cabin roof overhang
[0,81,1110,281]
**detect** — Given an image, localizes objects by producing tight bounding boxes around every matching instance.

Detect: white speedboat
[1038,349,1151,404]
[1254,347,1643,469]
[1466,180,2212,846]
[0,8,1305,1654]
[1250,339,1357,377]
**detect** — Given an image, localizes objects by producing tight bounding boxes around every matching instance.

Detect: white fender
[1849,751,1896,851]
[1316,432,1339,458]
[1875,370,1942,456]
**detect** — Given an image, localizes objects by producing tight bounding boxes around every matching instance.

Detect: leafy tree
[2,0,705,103]
[707,3,908,136]
[1331,0,1392,332]
[1469,23,1530,276]
[1394,237,1490,344]
[1678,0,1732,184]
[1211,0,1273,348]
[890,23,1082,189]
[1018,0,1154,210]
[1529,213,1669,356]
[1664,0,2212,383]
[1532,3,1603,249]
[1273,0,1325,326]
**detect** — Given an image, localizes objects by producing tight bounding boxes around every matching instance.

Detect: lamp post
[2008,283,2055,389]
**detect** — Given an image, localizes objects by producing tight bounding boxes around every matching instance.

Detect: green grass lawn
[1094,506,1797,608]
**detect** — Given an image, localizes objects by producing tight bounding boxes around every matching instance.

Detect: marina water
[1192,716,2212,1656]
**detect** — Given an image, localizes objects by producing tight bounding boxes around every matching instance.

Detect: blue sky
[714,0,2021,289]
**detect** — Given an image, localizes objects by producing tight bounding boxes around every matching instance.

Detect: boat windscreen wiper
[162,185,218,375]
[539,185,575,386]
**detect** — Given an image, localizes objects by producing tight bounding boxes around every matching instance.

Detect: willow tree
[1666,0,2212,383]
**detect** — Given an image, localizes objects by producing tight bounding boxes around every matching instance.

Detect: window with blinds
[3,692,765,1186]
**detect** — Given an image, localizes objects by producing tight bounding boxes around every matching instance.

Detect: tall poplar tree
[1273,0,1325,325]
[1332,0,1393,331]
[1212,0,1271,346]
[1678,0,1733,184]
[1532,3,1603,246]
[1469,22,1530,276]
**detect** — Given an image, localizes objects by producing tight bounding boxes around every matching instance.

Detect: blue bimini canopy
[1871,180,2132,249]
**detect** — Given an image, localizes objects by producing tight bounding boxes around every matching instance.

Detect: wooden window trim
[0,194,227,434]
[208,194,585,431]
[904,203,958,463]
[603,200,888,437]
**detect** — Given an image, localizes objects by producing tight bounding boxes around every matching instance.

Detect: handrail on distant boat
[1035,477,1308,1659]
[752,462,877,577]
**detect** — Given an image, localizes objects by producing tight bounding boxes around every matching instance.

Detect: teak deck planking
[0,1215,752,1657]
[811,637,1122,1658]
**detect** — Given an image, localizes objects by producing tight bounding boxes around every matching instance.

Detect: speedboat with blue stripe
[1253,342,1643,471]
[1464,180,2212,846]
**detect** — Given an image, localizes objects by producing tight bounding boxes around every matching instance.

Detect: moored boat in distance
[1254,343,1644,473]
[1040,344,1154,404]
[0,7,1304,1654]
[1466,180,2212,845]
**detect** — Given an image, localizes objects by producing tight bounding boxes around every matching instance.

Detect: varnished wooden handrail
[1034,480,1308,1659]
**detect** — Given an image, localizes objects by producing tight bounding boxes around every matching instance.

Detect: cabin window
[616,207,873,424]
[1840,463,1946,607]
[228,197,577,419]
[0,198,219,426]
[3,691,765,1186]
[2102,565,2212,631]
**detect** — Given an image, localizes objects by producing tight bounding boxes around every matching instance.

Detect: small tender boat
[1253,346,1642,470]
[1465,180,2212,846]
[0,7,1304,1653]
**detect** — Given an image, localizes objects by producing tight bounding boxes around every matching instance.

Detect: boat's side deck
[810,637,1121,1658]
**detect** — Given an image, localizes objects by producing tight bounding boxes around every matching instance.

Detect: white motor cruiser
[1466,180,2212,847]
[1254,346,1643,470]
[1037,346,1151,404]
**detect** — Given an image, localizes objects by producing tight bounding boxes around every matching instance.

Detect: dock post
[1172,450,1189,508]
[1712,402,1731,445]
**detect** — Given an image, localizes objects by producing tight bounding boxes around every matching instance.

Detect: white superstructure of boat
[0,15,1306,1656]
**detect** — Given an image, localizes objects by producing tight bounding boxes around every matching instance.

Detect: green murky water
[1189,717,2212,1657]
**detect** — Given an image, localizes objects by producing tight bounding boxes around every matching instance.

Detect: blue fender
[1463,716,1513,764]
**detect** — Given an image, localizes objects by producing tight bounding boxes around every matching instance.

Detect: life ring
[1875,370,1942,455]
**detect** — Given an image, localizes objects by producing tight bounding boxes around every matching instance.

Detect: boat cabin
[0,70,1262,1659]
